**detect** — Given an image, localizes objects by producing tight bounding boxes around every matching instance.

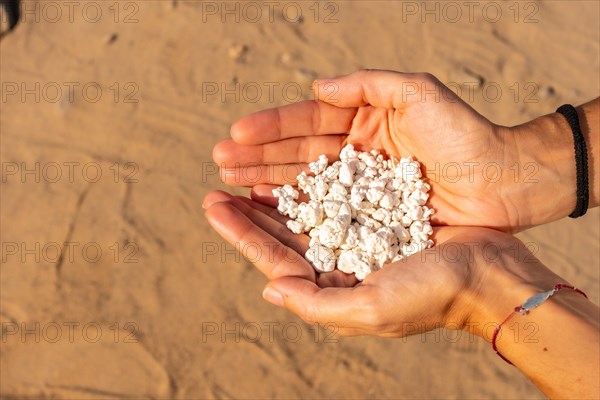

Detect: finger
[235,196,289,225]
[203,190,233,209]
[264,277,383,330]
[220,164,310,186]
[314,69,442,109]
[251,184,279,207]
[213,135,347,167]
[205,194,313,276]
[251,185,279,207]
[251,184,310,207]
[225,196,310,256]
[203,190,291,226]
[230,100,357,145]
[205,201,315,281]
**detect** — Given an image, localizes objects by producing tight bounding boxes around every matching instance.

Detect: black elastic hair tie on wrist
[556,104,589,218]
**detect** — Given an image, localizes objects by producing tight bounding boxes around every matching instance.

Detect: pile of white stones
[273,144,434,281]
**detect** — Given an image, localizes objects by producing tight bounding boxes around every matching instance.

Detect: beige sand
[1,1,598,398]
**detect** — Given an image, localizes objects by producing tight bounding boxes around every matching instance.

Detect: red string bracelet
[492,284,588,365]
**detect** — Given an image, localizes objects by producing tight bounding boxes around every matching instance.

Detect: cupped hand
[203,190,558,338]
[213,69,524,232]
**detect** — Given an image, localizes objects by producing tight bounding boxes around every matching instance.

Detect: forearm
[503,98,599,229]
[496,292,600,399]
[466,256,600,399]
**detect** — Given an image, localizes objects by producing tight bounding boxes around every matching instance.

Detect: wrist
[456,233,564,340]
[499,112,577,229]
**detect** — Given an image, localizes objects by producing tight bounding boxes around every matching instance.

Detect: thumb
[313,69,443,109]
[263,276,383,331]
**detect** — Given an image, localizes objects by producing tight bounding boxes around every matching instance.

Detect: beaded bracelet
[492,284,588,365]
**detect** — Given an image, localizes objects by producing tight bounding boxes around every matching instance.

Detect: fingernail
[262,287,284,307]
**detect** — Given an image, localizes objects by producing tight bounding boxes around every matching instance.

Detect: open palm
[203,190,545,337]
[213,70,519,231]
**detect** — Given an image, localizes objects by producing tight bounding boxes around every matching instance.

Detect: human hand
[213,70,589,232]
[202,189,550,337]
[213,69,508,231]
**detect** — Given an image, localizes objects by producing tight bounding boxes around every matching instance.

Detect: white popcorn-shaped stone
[339,144,357,161]
[409,188,429,206]
[365,227,394,256]
[350,186,365,205]
[357,225,374,241]
[298,200,324,227]
[379,191,397,209]
[379,170,394,181]
[272,184,298,200]
[366,180,386,204]
[309,154,329,175]
[401,215,413,227]
[409,221,433,243]
[338,202,352,217]
[391,209,403,221]
[340,225,359,250]
[355,176,371,187]
[286,220,305,234]
[374,253,390,269]
[396,157,422,183]
[322,161,341,181]
[409,221,424,236]
[355,160,367,174]
[422,206,435,219]
[334,212,351,229]
[407,206,424,221]
[336,250,354,274]
[358,202,375,214]
[363,167,378,178]
[314,177,329,201]
[283,197,301,214]
[356,213,382,230]
[339,162,355,186]
[297,172,314,192]
[273,185,300,218]
[388,178,405,191]
[323,200,343,218]
[326,182,348,200]
[371,208,391,223]
[305,243,336,272]
[364,155,378,168]
[402,190,418,208]
[337,250,374,281]
[318,222,345,249]
[390,221,411,243]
